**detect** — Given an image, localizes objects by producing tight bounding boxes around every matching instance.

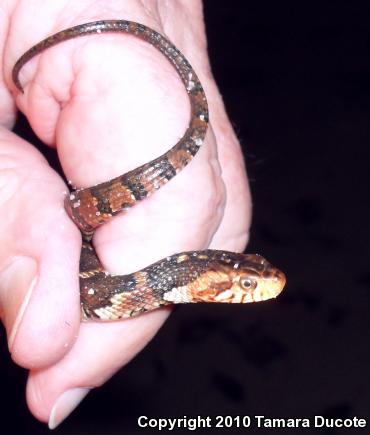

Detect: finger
[162,3,252,252]
[198,51,252,252]
[12,24,224,272]
[207,86,252,252]
[26,309,169,427]
[0,127,81,368]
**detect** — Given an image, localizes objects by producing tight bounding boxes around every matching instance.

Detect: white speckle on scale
[163,286,189,303]
[187,80,195,91]
[88,288,95,295]
[233,262,240,269]
[72,200,80,208]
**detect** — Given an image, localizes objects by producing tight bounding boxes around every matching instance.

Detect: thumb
[0,127,81,368]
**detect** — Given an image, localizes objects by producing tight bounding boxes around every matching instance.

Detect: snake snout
[266,266,286,296]
[273,269,286,295]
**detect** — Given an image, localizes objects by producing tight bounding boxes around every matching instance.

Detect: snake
[12,20,286,320]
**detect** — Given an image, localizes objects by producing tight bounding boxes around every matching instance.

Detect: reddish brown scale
[12,20,286,320]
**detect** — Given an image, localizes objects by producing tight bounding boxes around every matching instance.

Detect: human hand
[0,0,251,428]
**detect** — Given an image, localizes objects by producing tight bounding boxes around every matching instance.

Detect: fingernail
[0,256,38,350]
[49,388,90,430]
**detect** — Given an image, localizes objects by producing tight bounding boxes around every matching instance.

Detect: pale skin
[0,0,251,428]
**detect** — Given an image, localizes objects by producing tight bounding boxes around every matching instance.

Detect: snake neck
[79,248,222,319]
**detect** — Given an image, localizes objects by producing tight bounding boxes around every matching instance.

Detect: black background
[2,1,369,434]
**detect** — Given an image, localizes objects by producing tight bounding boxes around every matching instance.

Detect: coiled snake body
[12,20,286,320]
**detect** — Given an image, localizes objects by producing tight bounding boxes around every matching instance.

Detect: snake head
[189,252,286,304]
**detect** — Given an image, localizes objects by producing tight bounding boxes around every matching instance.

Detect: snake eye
[239,276,257,290]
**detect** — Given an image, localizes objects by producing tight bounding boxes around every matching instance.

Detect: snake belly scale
[12,20,286,320]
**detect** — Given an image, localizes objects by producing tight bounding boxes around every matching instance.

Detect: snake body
[12,20,286,320]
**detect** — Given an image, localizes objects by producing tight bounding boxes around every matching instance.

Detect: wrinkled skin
[0,0,251,427]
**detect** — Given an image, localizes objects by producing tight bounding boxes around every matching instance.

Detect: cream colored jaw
[215,276,285,304]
